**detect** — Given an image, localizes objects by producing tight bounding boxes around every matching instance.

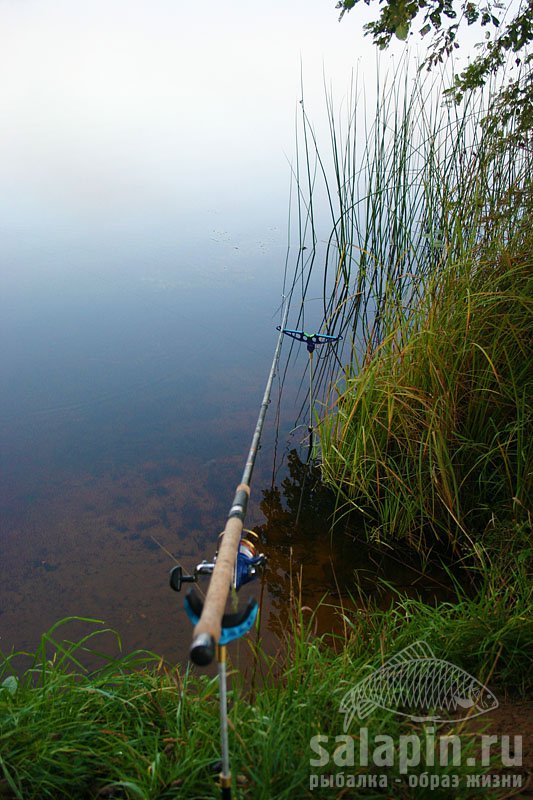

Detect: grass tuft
[286,57,532,552]
[1,583,530,799]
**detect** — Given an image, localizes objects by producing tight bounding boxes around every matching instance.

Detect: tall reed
[287,57,531,549]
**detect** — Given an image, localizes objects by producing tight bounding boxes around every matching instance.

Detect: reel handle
[169,565,196,592]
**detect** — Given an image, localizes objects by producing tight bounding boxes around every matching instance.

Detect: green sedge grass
[1,572,530,800]
[319,238,532,548]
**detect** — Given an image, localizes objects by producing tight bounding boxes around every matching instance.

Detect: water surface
[1,221,298,663]
[1,217,450,668]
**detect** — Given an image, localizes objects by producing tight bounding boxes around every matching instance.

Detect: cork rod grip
[189,486,250,665]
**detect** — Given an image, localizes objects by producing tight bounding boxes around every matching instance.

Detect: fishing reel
[169,531,266,593]
[170,531,266,653]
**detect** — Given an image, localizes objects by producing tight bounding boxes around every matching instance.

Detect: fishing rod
[169,295,291,799]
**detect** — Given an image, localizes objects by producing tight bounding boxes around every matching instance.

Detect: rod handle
[190,491,249,665]
[190,632,216,665]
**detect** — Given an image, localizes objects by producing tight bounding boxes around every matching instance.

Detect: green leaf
[395,22,409,40]
[1,676,18,696]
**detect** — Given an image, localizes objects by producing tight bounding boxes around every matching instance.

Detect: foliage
[288,57,530,375]
[335,0,530,58]
[336,0,533,146]
[446,2,533,145]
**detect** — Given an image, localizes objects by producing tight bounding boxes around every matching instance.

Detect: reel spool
[169,530,266,593]
[234,531,265,590]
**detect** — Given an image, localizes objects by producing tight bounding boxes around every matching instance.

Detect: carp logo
[340,641,498,731]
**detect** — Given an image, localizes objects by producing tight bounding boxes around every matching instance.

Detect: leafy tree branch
[336,0,532,145]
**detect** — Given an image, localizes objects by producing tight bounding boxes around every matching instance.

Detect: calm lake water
[0,0,444,673]
[1,214,448,668]
[0,215,363,666]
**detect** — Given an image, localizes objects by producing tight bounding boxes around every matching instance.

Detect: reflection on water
[254,450,453,646]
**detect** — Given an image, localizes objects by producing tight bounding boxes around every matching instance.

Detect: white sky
[0,0,497,254]
[0,0,394,231]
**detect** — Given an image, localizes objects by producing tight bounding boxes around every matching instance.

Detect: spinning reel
[169,531,266,650]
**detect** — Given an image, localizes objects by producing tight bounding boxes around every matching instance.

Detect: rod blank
[189,297,290,665]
